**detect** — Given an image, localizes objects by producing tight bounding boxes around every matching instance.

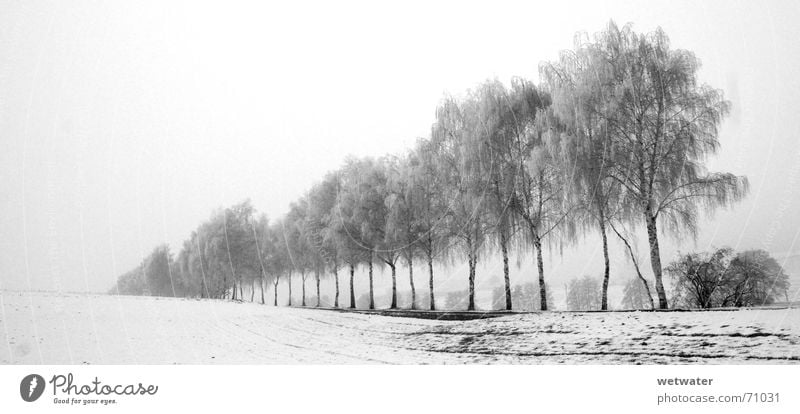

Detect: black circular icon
[20,374,45,402]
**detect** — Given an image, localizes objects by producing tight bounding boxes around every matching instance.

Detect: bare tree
[432,94,493,311]
[409,138,450,310]
[596,22,748,308]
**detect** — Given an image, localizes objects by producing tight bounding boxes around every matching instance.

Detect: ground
[1,290,798,364]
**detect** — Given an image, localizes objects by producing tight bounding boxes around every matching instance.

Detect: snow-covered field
[1,290,798,364]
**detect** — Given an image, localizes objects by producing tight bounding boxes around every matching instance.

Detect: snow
[1,290,798,364]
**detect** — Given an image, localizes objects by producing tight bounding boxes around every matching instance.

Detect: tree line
[112,21,750,311]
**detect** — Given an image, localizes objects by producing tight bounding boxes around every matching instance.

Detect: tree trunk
[349,263,356,309]
[408,257,416,310]
[368,258,375,310]
[534,235,547,311]
[251,279,255,302]
[273,278,279,306]
[315,269,321,307]
[301,272,306,307]
[231,278,236,300]
[334,268,340,308]
[389,263,397,309]
[239,279,243,301]
[200,277,206,299]
[467,252,476,311]
[599,210,611,311]
[428,253,435,311]
[500,230,511,310]
[645,213,669,309]
[260,275,265,305]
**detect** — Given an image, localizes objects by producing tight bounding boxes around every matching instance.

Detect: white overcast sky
[1,0,799,293]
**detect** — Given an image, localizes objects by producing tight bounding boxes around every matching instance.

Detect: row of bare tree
[113,21,748,310]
